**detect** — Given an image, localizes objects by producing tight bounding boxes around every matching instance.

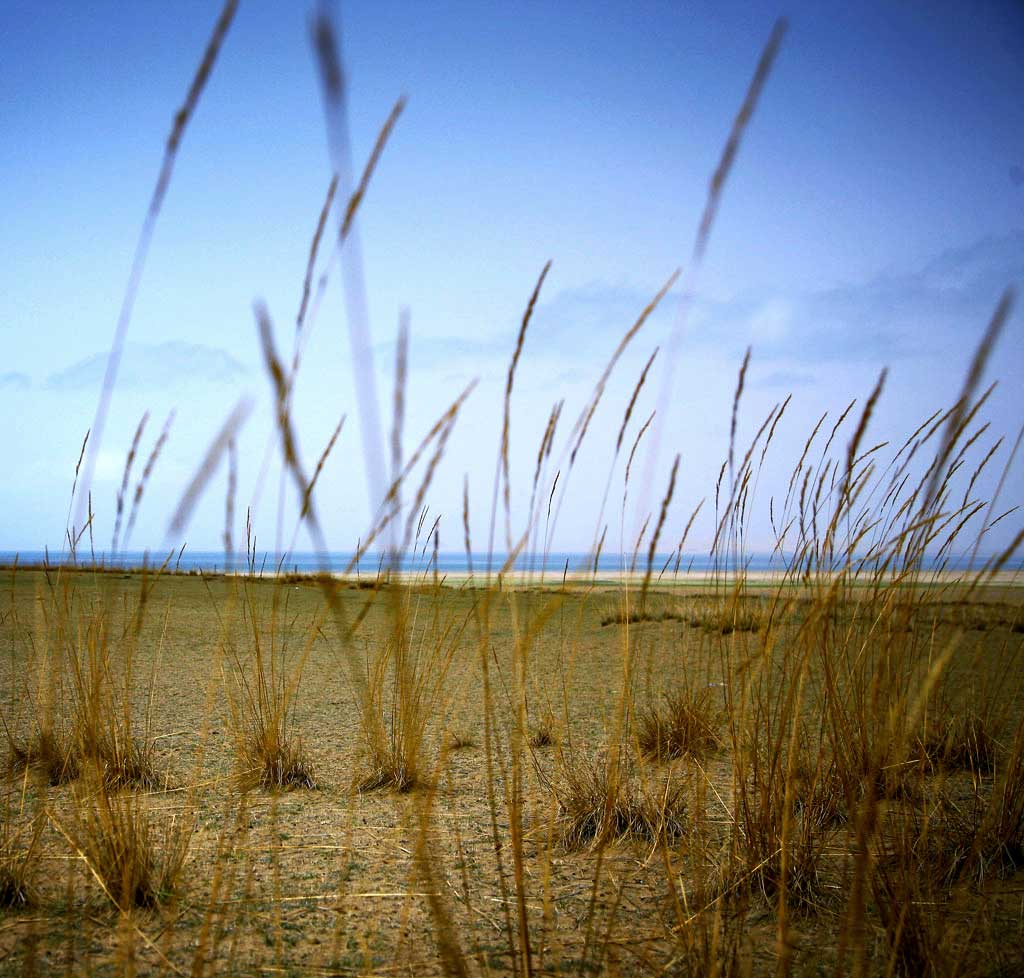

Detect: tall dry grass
[221,578,318,791]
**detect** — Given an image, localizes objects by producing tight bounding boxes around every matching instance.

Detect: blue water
[0,549,716,576]
[0,549,1016,576]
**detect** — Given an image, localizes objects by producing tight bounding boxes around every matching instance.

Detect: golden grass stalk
[568,270,680,470]
[640,453,680,604]
[122,409,174,552]
[296,173,339,337]
[74,0,239,532]
[921,290,1015,522]
[497,261,551,551]
[111,411,149,556]
[312,8,407,512]
[167,397,253,541]
[223,435,238,564]
[692,19,787,261]
[727,346,751,490]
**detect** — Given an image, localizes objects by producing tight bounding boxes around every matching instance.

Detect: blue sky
[1,0,1022,557]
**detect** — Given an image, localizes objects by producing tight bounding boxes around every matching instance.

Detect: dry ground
[1,567,1023,976]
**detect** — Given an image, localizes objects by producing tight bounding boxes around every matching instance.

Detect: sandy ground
[0,568,1022,976]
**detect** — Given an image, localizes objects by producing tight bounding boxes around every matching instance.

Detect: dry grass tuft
[358,748,418,794]
[444,728,477,751]
[791,759,847,829]
[7,727,79,786]
[85,733,163,791]
[355,594,465,794]
[970,720,1024,878]
[0,810,42,909]
[637,689,721,761]
[238,728,317,792]
[528,712,557,749]
[732,744,837,914]
[600,608,682,627]
[225,584,318,793]
[917,711,997,774]
[692,606,763,635]
[59,597,165,791]
[0,864,33,909]
[61,777,192,910]
[555,751,687,848]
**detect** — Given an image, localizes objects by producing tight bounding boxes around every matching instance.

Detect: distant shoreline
[1,560,1019,589]
[1,548,1017,576]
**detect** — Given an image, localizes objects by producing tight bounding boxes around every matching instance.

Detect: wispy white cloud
[769,230,1024,362]
[752,367,818,390]
[441,230,1024,369]
[373,335,504,371]
[45,341,249,391]
[0,371,30,391]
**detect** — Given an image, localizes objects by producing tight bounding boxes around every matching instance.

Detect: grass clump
[7,577,162,791]
[358,750,417,794]
[528,710,557,748]
[0,807,42,909]
[791,758,847,829]
[731,722,836,913]
[555,750,687,848]
[443,728,476,751]
[871,816,953,978]
[917,710,997,774]
[7,682,161,792]
[355,587,466,793]
[60,777,192,910]
[224,583,318,792]
[7,726,79,786]
[688,606,763,635]
[239,728,317,792]
[85,733,163,791]
[600,599,763,634]
[600,608,682,628]
[970,720,1024,878]
[0,864,33,909]
[637,688,721,761]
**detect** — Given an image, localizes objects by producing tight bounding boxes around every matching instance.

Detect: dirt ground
[1,567,1023,976]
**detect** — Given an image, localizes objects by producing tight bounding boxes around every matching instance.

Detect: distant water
[0,549,1015,576]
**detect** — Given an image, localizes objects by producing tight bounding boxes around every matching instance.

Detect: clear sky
[1,0,1022,558]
